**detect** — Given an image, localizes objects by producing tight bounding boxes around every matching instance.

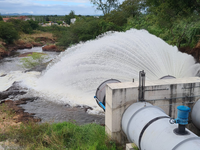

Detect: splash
[3,29,200,114]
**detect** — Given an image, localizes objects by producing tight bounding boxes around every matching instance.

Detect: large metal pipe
[122,102,200,150]
[95,79,120,110]
[192,99,200,129]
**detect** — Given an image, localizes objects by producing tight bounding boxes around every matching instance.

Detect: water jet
[28,29,200,113]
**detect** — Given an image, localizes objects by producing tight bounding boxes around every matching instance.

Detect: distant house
[3,18,10,22]
[70,18,76,24]
[19,16,31,21]
[3,16,32,22]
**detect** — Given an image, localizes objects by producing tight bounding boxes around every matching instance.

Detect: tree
[104,10,127,26]
[69,10,75,18]
[119,0,143,17]
[144,0,199,20]
[46,16,50,21]
[27,19,39,30]
[7,19,33,34]
[64,15,70,24]
[91,0,119,15]
[0,22,19,44]
[64,10,76,24]
[0,15,2,21]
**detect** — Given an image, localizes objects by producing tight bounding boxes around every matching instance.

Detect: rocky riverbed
[0,81,105,125]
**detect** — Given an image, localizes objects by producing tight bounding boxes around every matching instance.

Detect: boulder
[0,47,8,58]
[42,45,58,52]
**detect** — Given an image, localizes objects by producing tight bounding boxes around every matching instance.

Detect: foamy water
[1,29,200,114]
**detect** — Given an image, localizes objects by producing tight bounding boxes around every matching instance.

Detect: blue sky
[0,0,125,15]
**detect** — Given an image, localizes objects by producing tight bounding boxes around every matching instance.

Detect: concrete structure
[105,77,200,143]
[70,18,76,24]
[126,143,137,150]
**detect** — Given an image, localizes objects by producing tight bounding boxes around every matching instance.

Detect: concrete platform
[105,77,200,143]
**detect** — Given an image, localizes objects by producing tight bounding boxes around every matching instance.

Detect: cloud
[35,0,90,3]
[0,0,125,15]
[0,0,103,15]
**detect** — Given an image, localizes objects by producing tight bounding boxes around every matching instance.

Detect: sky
[0,0,125,16]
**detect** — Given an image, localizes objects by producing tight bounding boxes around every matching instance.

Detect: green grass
[0,118,123,150]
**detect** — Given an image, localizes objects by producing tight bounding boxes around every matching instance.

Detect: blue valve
[175,105,191,125]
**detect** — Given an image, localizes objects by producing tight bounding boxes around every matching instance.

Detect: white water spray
[1,29,200,113]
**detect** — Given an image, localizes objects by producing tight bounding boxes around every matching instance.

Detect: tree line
[90,0,200,48]
[52,0,200,48]
[0,18,39,44]
[1,0,200,48]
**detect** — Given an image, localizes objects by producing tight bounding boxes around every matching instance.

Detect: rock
[17,45,26,49]
[5,82,28,96]
[0,74,6,77]
[42,45,58,52]
[3,98,41,123]
[5,100,13,103]
[14,101,27,105]
[6,46,18,52]
[24,43,32,49]
[20,97,38,102]
[31,42,43,47]
[0,47,8,58]
[179,47,200,62]
[35,37,54,43]
[0,92,10,100]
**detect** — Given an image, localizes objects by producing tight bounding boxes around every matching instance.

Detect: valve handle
[169,118,176,124]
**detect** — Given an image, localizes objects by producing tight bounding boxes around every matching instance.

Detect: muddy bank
[1,98,41,124]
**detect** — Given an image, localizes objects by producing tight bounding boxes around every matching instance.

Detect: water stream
[1,29,200,116]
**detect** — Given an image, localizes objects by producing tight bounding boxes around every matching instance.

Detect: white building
[70,18,76,24]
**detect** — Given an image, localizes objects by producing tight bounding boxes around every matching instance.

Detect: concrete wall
[105,77,200,143]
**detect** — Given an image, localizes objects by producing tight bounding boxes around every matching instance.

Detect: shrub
[57,17,101,47]
[20,52,49,69]
[0,21,19,44]
[104,10,128,26]
[27,19,39,30]
[0,15,3,21]
[7,19,33,34]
